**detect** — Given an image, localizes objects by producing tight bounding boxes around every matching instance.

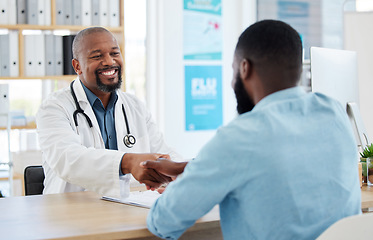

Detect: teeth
[101,69,115,76]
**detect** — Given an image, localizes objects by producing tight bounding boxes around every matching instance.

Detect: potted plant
[360,143,373,184]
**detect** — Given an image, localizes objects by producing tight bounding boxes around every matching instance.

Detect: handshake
[121,153,188,191]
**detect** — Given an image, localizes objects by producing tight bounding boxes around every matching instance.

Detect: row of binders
[0,31,76,77]
[0,0,120,27]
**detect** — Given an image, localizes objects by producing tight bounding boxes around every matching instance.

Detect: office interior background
[0,0,372,197]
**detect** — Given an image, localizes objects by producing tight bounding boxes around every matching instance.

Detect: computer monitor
[310,47,370,149]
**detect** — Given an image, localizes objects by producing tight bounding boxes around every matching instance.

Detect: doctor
[36,27,182,199]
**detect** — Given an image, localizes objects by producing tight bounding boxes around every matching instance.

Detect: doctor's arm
[121,153,173,188]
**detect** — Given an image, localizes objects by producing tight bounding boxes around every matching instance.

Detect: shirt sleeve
[146,129,238,239]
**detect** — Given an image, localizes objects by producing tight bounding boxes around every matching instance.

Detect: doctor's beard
[234,72,255,115]
[95,66,122,93]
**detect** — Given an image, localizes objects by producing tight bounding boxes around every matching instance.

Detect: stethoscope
[70,81,136,148]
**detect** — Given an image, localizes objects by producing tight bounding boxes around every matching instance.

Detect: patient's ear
[239,59,252,81]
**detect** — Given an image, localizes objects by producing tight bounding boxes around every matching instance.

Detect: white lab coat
[36,78,182,199]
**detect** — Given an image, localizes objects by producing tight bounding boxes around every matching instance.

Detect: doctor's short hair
[72,27,114,60]
[235,20,303,86]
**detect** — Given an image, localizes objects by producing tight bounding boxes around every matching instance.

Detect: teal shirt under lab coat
[147,86,362,240]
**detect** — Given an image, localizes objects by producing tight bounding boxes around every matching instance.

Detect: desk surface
[0,191,221,240]
[1,187,372,239]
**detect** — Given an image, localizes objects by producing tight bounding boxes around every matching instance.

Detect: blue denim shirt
[147,87,361,240]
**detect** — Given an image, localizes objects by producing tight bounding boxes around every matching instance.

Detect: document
[102,190,161,208]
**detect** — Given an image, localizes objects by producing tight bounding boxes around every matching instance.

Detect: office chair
[317,213,373,239]
[24,165,45,196]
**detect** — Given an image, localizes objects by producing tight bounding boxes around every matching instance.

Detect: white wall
[344,12,373,144]
[146,0,256,159]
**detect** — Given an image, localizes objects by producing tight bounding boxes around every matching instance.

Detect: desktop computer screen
[310,47,369,149]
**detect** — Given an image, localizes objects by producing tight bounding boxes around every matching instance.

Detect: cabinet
[0,0,125,81]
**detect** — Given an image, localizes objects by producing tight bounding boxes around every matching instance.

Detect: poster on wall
[185,65,222,131]
[183,0,222,60]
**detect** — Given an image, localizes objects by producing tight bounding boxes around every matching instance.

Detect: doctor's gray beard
[95,67,122,93]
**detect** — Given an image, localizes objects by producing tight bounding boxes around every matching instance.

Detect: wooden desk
[0,191,222,240]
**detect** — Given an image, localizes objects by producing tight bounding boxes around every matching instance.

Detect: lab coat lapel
[73,78,104,147]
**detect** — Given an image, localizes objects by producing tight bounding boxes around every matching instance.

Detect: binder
[0,0,8,24]
[37,0,45,25]
[99,0,109,26]
[63,0,72,25]
[44,0,51,25]
[24,35,35,76]
[91,0,100,26]
[54,35,63,75]
[8,0,17,25]
[9,31,19,77]
[44,34,55,76]
[72,0,82,25]
[55,0,64,25]
[81,0,91,26]
[109,0,120,27]
[27,0,38,25]
[0,34,10,76]
[16,0,27,24]
[34,34,45,76]
[62,35,76,75]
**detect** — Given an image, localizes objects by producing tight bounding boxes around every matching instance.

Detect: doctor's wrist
[121,153,137,174]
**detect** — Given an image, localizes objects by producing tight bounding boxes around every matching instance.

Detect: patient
[143,20,361,239]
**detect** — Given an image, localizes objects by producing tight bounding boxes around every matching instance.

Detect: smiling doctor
[36,27,182,199]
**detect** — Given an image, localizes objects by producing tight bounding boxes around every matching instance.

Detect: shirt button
[109,135,112,139]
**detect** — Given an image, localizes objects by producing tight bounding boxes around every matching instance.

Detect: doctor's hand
[140,159,188,192]
[121,153,172,188]
[140,158,187,178]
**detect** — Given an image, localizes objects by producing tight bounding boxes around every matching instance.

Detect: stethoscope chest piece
[123,134,136,148]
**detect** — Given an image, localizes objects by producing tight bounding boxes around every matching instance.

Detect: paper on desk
[102,190,161,208]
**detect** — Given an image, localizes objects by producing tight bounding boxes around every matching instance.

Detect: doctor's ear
[72,59,82,75]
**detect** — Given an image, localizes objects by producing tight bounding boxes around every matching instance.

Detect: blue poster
[183,0,222,60]
[185,65,222,131]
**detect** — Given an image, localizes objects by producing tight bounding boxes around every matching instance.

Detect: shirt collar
[253,86,307,111]
[80,81,118,110]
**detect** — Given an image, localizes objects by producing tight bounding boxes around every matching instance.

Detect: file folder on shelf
[44,0,51,25]
[99,0,109,26]
[37,0,45,25]
[8,0,17,25]
[91,0,100,26]
[55,0,64,25]
[81,0,91,26]
[0,34,10,77]
[109,0,120,27]
[0,1,8,25]
[24,35,35,76]
[44,34,55,76]
[54,35,63,76]
[63,35,76,75]
[63,0,72,25]
[72,0,82,26]
[34,34,46,76]
[27,0,38,25]
[16,0,27,24]
[9,31,19,77]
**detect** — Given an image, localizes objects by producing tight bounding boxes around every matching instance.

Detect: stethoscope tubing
[70,80,136,148]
